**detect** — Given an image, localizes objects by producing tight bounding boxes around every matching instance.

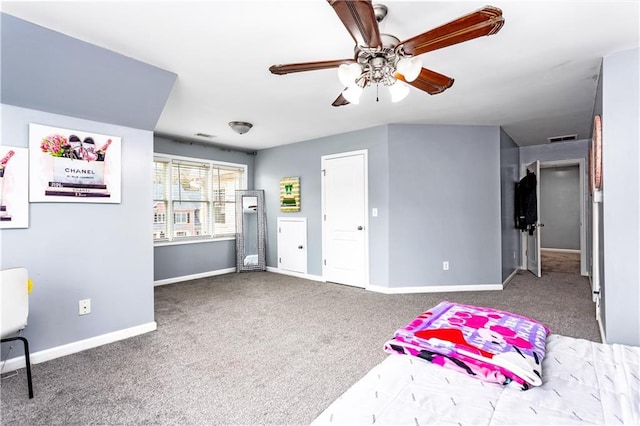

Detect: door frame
[321,149,369,287]
[525,160,541,277]
[520,158,587,276]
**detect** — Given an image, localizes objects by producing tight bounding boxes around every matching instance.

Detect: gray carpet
[1,268,599,425]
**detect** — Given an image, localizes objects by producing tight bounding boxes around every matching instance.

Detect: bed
[312,302,639,425]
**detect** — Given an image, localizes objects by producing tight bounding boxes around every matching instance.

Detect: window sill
[154,236,235,247]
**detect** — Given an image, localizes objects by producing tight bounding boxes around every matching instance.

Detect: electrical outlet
[79,299,91,315]
[443,261,449,271]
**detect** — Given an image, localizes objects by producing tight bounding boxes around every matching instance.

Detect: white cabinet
[277,217,307,274]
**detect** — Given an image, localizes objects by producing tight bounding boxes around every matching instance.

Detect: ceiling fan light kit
[342,84,364,104]
[229,121,253,135]
[388,80,410,103]
[336,32,421,104]
[338,62,363,86]
[269,1,504,107]
[396,57,422,82]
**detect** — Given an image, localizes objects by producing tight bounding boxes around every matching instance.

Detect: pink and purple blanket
[383,301,550,390]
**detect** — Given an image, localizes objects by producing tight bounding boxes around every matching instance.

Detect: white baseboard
[263,269,503,293]
[502,269,519,288]
[154,267,236,286]
[597,316,607,344]
[1,321,157,373]
[266,266,325,282]
[541,248,580,253]
[366,283,503,294]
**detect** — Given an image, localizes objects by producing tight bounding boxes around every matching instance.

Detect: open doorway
[539,164,582,275]
[520,158,587,276]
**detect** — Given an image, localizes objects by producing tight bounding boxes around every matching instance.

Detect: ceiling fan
[269,1,504,106]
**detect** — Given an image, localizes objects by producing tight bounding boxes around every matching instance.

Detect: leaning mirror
[235,189,265,272]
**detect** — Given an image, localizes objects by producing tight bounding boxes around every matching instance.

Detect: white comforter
[312,335,639,425]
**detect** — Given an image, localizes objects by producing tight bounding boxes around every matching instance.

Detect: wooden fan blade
[332,92,350,107]
[399,6,504,56]
[269,59,355,75]
[328,0,382,48]
[396,68,454,95]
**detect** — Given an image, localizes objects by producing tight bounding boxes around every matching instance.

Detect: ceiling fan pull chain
[376,84,379,102]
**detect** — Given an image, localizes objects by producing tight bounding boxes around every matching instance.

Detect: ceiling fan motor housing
[355,33,402,86]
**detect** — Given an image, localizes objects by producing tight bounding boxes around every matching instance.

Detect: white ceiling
[2,1,638,150]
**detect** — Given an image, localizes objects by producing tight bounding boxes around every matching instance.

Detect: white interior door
[526,160,542,277]
[277,217,307,274]
[322,151,368,288]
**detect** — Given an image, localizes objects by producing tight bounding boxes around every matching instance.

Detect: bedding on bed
[312,334,640,425]
[383,301,550,389]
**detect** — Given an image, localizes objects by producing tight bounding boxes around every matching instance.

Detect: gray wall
[387,124,502,287]
[254,126,390,284]
[601,48,639,346]
[500,129,521,281]
[1,13,176,130]
[153,136,255,282]
[1,14,174,359]
[540,166,580,249]
[154,240,237,281]
[1,105,155,354]
[520,139,590,165]
[255,124,504,289]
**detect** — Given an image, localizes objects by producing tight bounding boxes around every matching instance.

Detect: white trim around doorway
[520,158,587,276]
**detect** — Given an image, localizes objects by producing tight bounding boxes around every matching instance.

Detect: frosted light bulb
[338,63,362,87]
[397,57,422,82]
[342,85,363,104]
[388,81,410,102]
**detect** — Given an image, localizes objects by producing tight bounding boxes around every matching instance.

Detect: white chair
[1,267,33,398]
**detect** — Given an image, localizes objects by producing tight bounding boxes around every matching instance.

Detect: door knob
[357,226,363,230]
[298,245,303,249]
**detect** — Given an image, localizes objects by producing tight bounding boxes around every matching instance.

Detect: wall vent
[548,134,578,143]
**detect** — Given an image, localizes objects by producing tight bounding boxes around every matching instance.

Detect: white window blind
[153,154,246,243]
[153,159,169,240]
[172,159,211,239]
[213,167,244,235]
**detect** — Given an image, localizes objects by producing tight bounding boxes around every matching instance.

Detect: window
[153,154,247,243]
[213,189,226,224]
[174,212,190,224]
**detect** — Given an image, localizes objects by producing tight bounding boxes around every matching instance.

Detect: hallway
[541,249,581,275]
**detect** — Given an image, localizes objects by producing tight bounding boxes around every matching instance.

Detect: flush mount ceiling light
[269,2,504,107]
[229,121,253,135]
